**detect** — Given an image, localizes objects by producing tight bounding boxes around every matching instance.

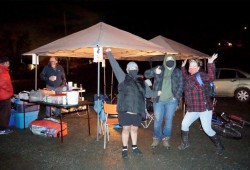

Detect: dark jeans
[0,98,11,130]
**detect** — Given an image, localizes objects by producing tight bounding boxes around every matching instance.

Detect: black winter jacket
[117,75,146,115]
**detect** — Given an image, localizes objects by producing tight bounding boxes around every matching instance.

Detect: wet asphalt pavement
[0,95,250,170]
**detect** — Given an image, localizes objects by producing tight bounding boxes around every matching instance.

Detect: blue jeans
[45,85,63,116]
[153,98,177,140]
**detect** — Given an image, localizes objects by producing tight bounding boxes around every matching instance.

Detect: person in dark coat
[40,57,66,117]
[106,48,160,159]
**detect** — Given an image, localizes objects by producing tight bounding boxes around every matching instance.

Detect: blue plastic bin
[9,109,16,127]
[14,110,39,129]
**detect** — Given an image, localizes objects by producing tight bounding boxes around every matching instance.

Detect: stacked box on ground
[14,110,39,129]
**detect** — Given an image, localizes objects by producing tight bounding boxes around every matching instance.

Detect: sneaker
[162,137,170,149]
[151,138,160,147]
[132,148,143,157]
[0,129,13,135]
[122,150,128,159]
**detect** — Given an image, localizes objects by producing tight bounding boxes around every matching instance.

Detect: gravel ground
[0,96,250,170]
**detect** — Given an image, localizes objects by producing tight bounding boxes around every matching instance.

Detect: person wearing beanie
[0,56,14,135]
[144,54,183,149]
[179,54,224,155]
[105,48,160,159]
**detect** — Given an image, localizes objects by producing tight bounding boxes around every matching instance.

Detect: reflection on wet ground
[3,79,250,169]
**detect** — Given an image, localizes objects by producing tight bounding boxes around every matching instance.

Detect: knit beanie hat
[126,61,138,73]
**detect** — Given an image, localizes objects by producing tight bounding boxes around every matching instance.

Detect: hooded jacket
[144,55,183,104]
[0,64,14,100]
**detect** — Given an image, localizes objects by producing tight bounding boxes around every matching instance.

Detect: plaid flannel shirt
[182,63,215,112]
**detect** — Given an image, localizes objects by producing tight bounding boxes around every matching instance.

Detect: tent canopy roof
[23,22,177,61]
[149,35,210,60]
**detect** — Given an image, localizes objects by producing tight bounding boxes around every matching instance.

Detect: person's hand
[106,48,111,52]
[145,79,152,86]
[157,91,162,96]
[155,66,161,74]
[182,59,187,67]
[49,76,56,81]
[208,53,218,63]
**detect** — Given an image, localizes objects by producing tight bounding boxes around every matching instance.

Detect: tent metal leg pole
[111,71,113,102]
[104,66,106,95]
[97,61,100,141]
[35,64,37,90]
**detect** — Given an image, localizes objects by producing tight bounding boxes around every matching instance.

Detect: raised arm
[106,49,125,83]
[144,79,161,98]
[144,66,162,79]
[181,59,188,79]
[207,53,218,81]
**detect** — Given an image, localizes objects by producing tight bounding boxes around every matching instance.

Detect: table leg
[60,112,63,143]
[87,105,90,136]
[49,107,52,117]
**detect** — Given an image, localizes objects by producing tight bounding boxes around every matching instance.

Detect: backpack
[196,73,216,97]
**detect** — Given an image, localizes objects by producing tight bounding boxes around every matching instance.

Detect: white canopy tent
[149,35,210,60]
[23,22,176,61]
[23,22,177,141]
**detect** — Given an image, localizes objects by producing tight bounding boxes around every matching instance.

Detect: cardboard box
[14,110,39,129]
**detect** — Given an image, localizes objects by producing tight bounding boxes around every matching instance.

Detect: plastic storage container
[14,110,39,129]
[9,109,16,127]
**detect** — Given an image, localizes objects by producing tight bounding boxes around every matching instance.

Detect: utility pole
[63,11,69,75]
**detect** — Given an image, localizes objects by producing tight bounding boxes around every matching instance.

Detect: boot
[178,130,190,150]
[162,137,170,149]
[209,134,224,155]
[151,137,160,147]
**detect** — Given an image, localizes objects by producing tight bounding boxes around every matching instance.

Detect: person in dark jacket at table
[0,56,14,135]
[40,57,66,117]
[105,48,161,159]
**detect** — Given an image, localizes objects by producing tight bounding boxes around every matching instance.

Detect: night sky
[0,1,250,72]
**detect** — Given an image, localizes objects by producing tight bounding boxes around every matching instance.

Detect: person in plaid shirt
[178,53,224,155]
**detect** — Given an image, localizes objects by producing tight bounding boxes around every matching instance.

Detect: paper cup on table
[68,81,73,91]
[68,81,73,87]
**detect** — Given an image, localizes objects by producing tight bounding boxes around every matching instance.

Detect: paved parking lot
[0,97,250,170]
